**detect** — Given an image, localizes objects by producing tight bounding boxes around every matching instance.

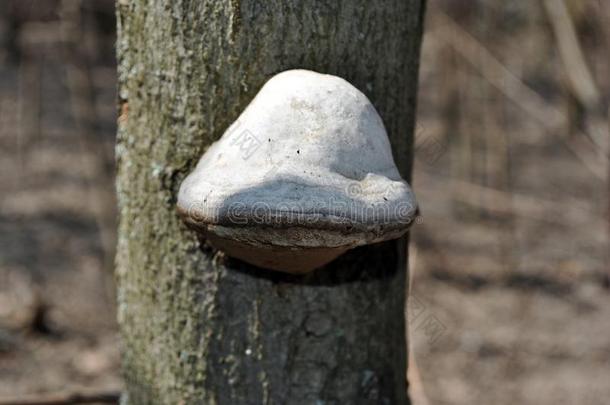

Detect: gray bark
[115,1,425,404]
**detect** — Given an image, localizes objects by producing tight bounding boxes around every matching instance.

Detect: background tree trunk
[115,1,425,403]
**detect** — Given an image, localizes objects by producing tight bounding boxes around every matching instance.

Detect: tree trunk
[115,1,425,404]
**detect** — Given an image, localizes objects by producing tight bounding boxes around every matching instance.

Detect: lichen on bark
[115,0,425,403]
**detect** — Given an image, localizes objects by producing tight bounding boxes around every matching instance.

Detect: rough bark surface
[115,1,425,404]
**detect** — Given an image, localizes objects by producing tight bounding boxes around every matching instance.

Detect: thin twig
[541,0,607,163]
[541,0,600,109]
[407,350,432,405]
[407,245,433,405]
[602,2,610,285]
[418,171,600,228]
[0,391,120,405]
[431,10,607,180]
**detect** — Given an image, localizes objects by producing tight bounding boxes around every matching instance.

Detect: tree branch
[0,391,120,405]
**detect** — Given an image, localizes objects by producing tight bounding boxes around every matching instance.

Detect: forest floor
[0,58,122,397]
[1,2,609,404]
[409,6,610,404]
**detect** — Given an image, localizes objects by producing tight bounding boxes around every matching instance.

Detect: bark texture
[115,1,425,404]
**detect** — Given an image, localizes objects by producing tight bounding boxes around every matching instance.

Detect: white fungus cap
[177,70,417,271]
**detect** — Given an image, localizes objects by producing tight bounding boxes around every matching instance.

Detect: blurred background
[0,1,608,404]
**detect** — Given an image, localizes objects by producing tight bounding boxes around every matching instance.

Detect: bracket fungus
[177,69,417,273]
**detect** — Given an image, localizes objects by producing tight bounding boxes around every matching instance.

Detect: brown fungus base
[205,232,350,274]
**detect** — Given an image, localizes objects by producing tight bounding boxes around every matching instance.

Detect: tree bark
[115,1,425,404]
